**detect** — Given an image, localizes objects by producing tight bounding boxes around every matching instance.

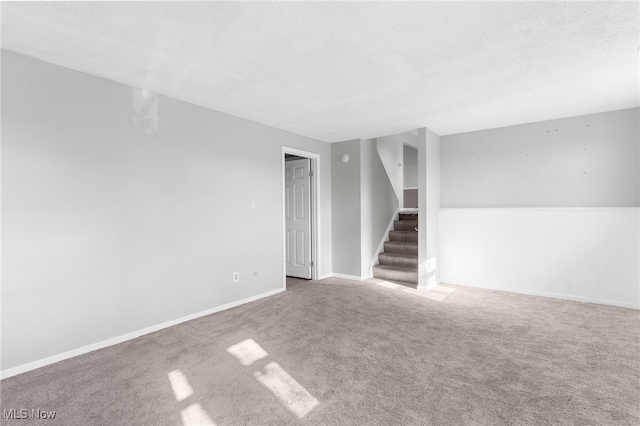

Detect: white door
[285,158,312,279]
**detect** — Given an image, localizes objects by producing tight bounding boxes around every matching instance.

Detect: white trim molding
[417,256,439,290]
[442,282,640,310]
[0,288,284,380]
[282,146,321,288]
[399,207,419,213]
[330,273,367,281]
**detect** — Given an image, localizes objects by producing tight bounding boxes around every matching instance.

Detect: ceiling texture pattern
[2,2,638,142]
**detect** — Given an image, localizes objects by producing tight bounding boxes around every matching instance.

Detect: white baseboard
[0,288,285,380]
[417,281,439,291]
[317,273,333,280]
[329,273,366,281]
[446,282,639,310]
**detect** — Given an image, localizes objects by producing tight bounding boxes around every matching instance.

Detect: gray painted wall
[331,139,361,277]
[403,145,418,188]
[331,138,397,278]
[376,134,404,207]
[441,108,640,207]
[1,51,333,370]
[360,139,399,277]
[403,189,418,209]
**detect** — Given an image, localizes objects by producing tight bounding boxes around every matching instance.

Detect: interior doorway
[285,156,312,279]
[282,147,320,288]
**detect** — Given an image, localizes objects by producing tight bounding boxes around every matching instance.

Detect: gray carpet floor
[1,277,639,425]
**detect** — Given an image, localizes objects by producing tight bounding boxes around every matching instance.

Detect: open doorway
[282,147,320,289]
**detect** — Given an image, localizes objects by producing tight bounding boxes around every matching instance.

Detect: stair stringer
[368,208,400,278]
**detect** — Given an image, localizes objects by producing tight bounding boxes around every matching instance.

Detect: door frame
[282,146,320,289]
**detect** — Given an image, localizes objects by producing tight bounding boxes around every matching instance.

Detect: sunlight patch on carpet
[254,362,320,419]
[377,281,403,289]
[227,338,269,366]
[374,279,456,302]
[404,285,456,301]
[168,370,194,401]
[228,339,320,419]
[169,371,217,426]
[181,404,216,426]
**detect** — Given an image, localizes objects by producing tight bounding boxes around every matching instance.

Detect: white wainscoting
[440,208,640,309]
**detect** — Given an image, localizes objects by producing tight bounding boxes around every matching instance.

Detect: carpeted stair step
[394,220,418,231]
[399,213,419,221]
[384,241,418,255]
[373,213,419,284]
[372,264,418,284]
[389,230,418,243]
[378,252,418,268]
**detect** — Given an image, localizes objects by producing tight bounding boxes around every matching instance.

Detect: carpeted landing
[1,277,639,425]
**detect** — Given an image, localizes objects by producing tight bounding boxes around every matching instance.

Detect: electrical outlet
[233,272,240,283]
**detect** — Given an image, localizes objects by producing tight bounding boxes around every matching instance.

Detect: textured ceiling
[2,2,638,142]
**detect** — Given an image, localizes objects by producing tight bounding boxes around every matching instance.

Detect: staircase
[372,213,418,285]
